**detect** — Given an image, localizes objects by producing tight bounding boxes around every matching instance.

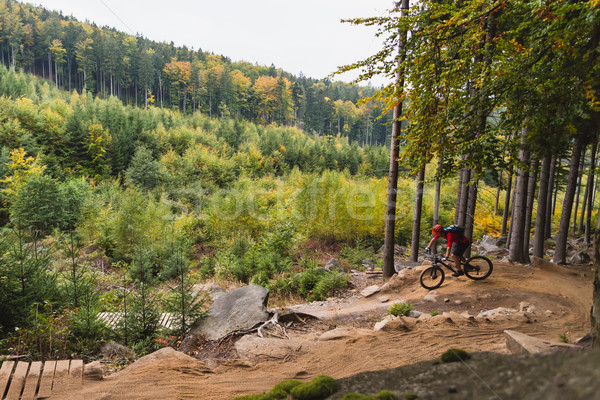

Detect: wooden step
[0,359,83,400]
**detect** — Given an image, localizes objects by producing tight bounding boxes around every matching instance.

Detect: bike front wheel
[464,256,493,280]
[420,266,445,289]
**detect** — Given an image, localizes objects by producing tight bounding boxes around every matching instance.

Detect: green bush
[430,311,439,316]
[340,394,372,400]
[440,348,471,363]
[404,393,418,400]
[311,271,350,301]
[289,375,339,400]
[342,392,373,400]
[375,390,398,400]
[388,302,413,317]
[268,379,302,398]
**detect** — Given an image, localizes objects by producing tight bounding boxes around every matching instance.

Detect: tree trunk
[455,167,466,224]
[572,145,586,232]
[383,0,409,279]
[586,139,598,243]
[501,174,513,238]
[522,158,539,262]
[554,137,583,264]
[410,166,426,262]
[464,180,478,258]
[433,158,442,253]
[546,155,557,239]
[509,128,530,263]
[456,168,471,227]
[533,155,552,258]
[593,220,600,347]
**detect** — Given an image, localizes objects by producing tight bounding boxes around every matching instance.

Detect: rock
[319,328,372,340]
[408,310,422,318]
[361,285,381,297]
[378,296,390,303]
[477,307,518,319]
[424,293,438,303]
[519,301,535,314]
[191,285,270,340]
[454,300,463,305]
[324,258,344,272]
[444,298,450,303]
[478,235,504,254]
[374,315,416,332]
[545,310,553,317]
[84,361,103,381]
[504,330,582,355]
[100,341,133,359]
[569,251,591,264]
[380,272,407,291]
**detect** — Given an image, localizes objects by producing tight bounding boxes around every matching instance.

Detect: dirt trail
[71,259,594,400]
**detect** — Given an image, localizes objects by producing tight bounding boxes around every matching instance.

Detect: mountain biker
[425,224,469,277]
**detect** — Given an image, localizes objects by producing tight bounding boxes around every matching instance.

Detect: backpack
[444,224,465,237]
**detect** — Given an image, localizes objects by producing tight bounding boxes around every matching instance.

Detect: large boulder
[191,285,270,340]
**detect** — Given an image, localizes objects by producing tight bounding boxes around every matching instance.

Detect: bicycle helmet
[432,224,444,235]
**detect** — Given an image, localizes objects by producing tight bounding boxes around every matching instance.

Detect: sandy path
[71,259,593,400]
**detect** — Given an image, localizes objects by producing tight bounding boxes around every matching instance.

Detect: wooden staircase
[0,359,83,399]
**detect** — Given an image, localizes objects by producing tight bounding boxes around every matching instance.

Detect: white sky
[26,0,394,86]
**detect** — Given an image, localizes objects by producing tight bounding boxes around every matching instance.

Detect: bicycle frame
[427,254,462,274]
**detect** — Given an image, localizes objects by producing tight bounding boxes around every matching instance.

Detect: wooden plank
[52,360,70,395]
[5,361,28,400]
[0,361,15,399]
[20,361,42,400]
[64,360,84,400]
[37,360,56,399]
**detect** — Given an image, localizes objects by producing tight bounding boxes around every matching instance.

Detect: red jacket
[434,231,469,247]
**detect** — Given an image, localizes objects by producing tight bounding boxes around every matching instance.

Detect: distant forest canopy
[0,0,392,145]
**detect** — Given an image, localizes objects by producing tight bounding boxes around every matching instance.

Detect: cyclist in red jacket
[425,224,469,277]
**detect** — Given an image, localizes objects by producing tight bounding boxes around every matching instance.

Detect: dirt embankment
[72,259,595,400]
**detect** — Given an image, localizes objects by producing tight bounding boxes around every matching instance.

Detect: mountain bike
[419,254,493,290]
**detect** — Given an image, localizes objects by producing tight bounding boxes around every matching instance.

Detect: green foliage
[388,302,413,317]
[289,375,339,400]
[341,394,372,400]
[403,393,418,400]
[375,391,397,400]
[440,348,471,363]
[269,379,302,397]
[430,311,439,317]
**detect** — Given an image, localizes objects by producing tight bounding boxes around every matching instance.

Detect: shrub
[311,271,350,301]
[440,348,471,363]
[404,393,418,400]
[289,375,339,400]
[388,302,413,317]
[430,311,439,316]
[375,390,398,400]
[268,379,302,398]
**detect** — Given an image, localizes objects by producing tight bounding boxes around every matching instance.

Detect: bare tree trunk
[586,139,598,243]
[593,218,600,347]
[522,158,539,262]
[383,0,409,279]
[410,166,426,262]
[509,128,530,263]
[506,180,518,249]
[464,180,478,258]
[555,137,583,264]
[546,155,558,239]
[455,167,467,224]
[501,174,513,238]
[456,168,471,227]
[533,155,552,258]
[572,145,586,232]
[433,158,442,254]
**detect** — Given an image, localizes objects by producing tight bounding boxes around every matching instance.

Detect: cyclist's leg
[451,243,468,275]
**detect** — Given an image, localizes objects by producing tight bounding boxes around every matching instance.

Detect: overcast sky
[26,0,394,86]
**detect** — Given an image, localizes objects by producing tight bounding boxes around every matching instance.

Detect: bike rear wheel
[420,266,445,289]
[464,256,493,280]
